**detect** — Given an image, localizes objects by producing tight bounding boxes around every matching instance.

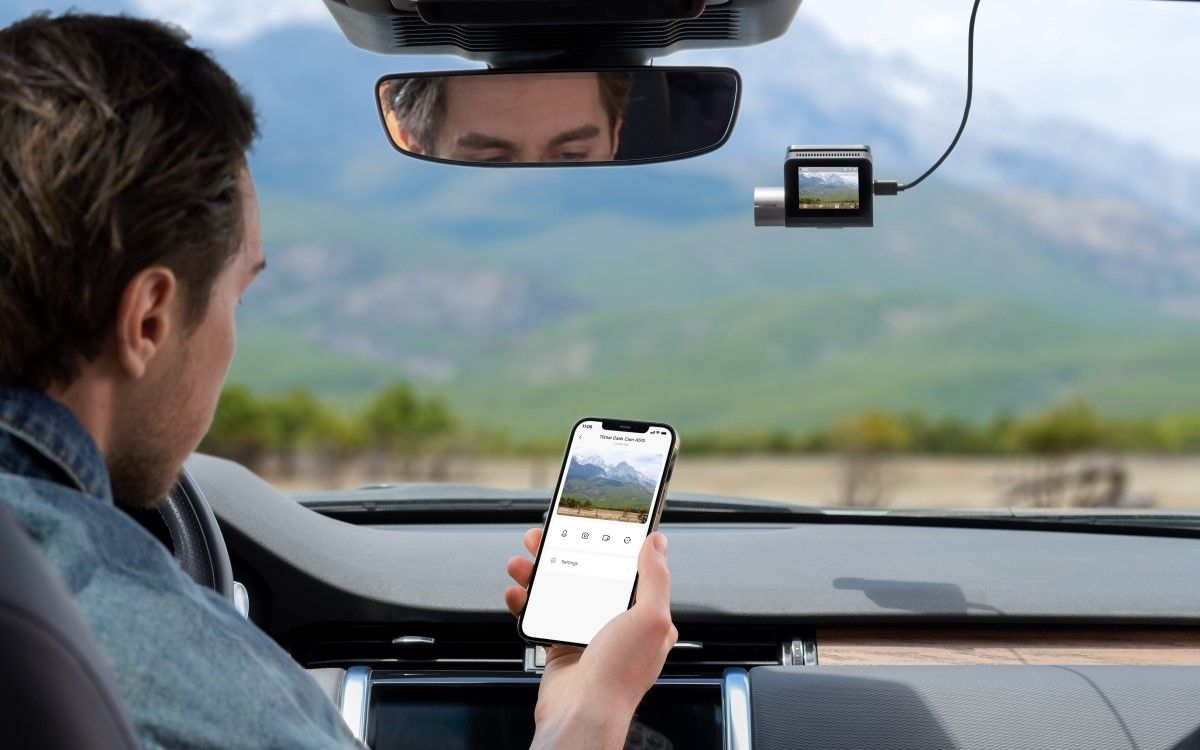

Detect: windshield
[19,0,1199,513]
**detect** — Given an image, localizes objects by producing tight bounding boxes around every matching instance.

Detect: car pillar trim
[339,665,371,741]
[723,667,752,750]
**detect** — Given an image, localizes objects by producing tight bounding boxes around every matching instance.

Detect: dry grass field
[265,455,1200,509]
[557,506,648,523]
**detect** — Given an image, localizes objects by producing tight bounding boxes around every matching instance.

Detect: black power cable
[874,0,982,196]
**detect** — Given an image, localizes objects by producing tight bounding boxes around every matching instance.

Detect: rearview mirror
[376,67,740,166]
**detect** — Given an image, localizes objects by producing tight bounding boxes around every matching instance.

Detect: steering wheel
[155,467,235,602]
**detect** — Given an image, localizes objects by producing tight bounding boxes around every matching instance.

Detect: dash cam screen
[521,420,673,645]
[795,165,860,210]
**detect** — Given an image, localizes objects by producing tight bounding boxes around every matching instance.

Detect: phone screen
[519,419,676,646]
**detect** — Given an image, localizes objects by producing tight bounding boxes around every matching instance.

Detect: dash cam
[754,145,874,228]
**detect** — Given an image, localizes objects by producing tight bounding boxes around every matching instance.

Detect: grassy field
[558,477,653,524]
[231,293,1200,439]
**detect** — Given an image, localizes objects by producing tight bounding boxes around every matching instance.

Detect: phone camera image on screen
[519,419,675,647]
[558,448,663,525]
[795,165,860,210]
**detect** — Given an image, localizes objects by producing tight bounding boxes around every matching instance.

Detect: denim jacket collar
[0,386,112,503]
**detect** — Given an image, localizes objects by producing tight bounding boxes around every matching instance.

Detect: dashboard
[187,454,1200,749]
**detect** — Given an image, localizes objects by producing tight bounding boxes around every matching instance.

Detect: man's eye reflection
[449,123,606,163]
[383,71,630,164]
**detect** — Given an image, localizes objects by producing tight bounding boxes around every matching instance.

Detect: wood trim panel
[816,626,1200,666]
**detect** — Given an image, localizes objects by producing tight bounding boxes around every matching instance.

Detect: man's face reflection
[403,73,622,163]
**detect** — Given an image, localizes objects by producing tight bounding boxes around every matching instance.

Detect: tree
[1001,402,1127,508]
[200,385,274,468]
[830,411,911,507]
[831,410,912,454]
[265,389,342,476]
[1153,414,1200,454]
[360,381,458,477]
[1006,401,1106,456]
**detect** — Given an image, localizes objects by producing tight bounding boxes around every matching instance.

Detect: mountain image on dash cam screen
[796,169,859,209]
[558,452,664,524]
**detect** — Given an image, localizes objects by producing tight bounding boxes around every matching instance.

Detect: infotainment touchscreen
[367,681,722,750]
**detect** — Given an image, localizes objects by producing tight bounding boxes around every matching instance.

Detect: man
[380,72,630,163]
[0,12,676,750]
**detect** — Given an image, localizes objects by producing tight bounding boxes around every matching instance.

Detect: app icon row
[559,529,632,544]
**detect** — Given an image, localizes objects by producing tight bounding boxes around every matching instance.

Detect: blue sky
[114,0,1200,162]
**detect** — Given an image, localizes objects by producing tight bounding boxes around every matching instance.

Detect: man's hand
[504,528,677,750]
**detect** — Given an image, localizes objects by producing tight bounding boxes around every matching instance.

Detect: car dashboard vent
[662,625,789,674]
[288,623,807,675]
[289,624,528,672]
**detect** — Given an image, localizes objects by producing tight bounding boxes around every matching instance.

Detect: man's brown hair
[0,13,259,389]
[381,72,631,155]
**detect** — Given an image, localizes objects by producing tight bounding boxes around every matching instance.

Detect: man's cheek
[192,363,226,451]
[222,319,237,369]
[216,303,238,370]
[193,306,235,430]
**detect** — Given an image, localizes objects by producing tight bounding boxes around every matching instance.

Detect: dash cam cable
[873,0,982,197]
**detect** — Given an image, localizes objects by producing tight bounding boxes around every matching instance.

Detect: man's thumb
[634,532,671,613]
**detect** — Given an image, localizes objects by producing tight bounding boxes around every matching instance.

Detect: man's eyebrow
[547,124,600,148]
[456,132,517,150]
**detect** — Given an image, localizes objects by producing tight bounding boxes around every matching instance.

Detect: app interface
[795,165,861,210]
[521,421,673,645]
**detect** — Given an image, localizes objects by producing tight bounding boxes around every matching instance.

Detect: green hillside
[230,182,1200,439]
[561,478,653,511]
[440,291,1200,437]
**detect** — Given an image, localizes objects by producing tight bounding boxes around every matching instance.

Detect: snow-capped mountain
[569,455,655,489]
[607,461,656,488]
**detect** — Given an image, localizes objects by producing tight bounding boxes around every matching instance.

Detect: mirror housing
[414,0,706,26]
[375,67,740,167]
[325,0,802,68]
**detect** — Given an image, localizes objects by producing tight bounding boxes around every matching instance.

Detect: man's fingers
[504,585,528,617]
[504,529,541,617]
[507,555,534,588]
[633,532,672,619]
[523,527,542,556]
[543,644,583,666]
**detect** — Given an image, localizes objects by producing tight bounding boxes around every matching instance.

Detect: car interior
[5,0,1200,748]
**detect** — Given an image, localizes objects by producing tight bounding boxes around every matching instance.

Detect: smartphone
[518,417,678,648]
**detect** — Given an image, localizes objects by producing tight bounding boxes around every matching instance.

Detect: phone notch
[601,419,650,433]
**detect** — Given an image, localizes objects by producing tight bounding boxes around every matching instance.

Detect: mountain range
[5,3,1200,438]
[796,171,859,203]
[561,455,656,518]
[571,456,657,490]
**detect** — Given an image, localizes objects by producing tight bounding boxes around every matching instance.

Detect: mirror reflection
[376,69,739,166]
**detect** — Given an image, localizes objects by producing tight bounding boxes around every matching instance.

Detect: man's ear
[609,117,623,159]
[113,266,178,379]
[396,127,425,155]
[383,110,423,154]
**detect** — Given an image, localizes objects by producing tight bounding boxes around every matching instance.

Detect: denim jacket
[0,387,361,750]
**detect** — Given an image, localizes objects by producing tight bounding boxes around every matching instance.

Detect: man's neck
[47,375,118,460]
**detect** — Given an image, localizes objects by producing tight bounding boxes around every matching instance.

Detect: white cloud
[794,0,1200,160]
[130,0,335,46]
